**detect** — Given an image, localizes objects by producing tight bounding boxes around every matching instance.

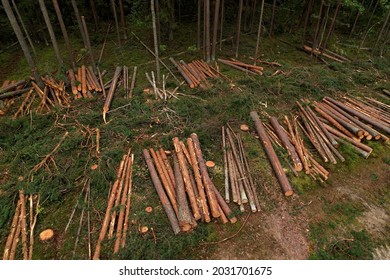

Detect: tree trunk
[254,0,265,64]
[269,0,277,37]
[110,0,121,46]
[2,0,42,88]
[359,0,379,50]
[11,0,36,55]
[349,0,365,37]
[38,0,63,68]
[219,0,224,50]
[312,0,324,55]
[89,0,99,31]
[81,16,97,72]
[235,0,243,58]
[52,0,76,70]
[211,0,220,61]
[151,0,160,82]
[301,0,313,46]
[155,0,161,45]
[118,0,127,40]
[168,0,175,41]
[249,0,257,32]
[71,0,88,48]
[205,0,211,62]
[317,3,331,50]
[374,8,390,49]
[322,0,342,51]
[197,0,202,49]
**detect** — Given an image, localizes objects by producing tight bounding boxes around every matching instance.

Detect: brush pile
[2,190,40,260]
[222,125,261,212]
[170,58,220,88]
[218,58,264,75]
[250,95,389,196]
[143,133,237,235]
[93,149,134,259]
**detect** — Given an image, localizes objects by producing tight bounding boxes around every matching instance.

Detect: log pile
[67,65,103,99]
[222,125,261,212]
[2,191,40,260]
[218,58,264,75]
[143,133,237,235]
[93,149,134,259]
[170,58,219,88]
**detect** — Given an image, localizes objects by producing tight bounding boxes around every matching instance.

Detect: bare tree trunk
[151,0,160,82]
[11,0,36,55]
[249,0,257,31]
[1,0,43,89]
[312,0,324,55]
[38,0,63,68]
[52,0,76,70]
[205,0,211,62]
[359,0,379,50]
[317,4,331,50]
[302,0,313,45]
[168,0,175,41]
[254,0,265,64]
[197,0,202,49]
[211,0,221,61]
[374,8,390,48]
[110,0,121,46]
[219,0,224,50]
[81,16,97,72]
[349,0,365,37]
[155,0,161,45]
[322,0,341,50]
[89,0,99,31]
[118,0,127,40]
[235,0,243,58]
[269,0,276,37]
[71,0,88,48]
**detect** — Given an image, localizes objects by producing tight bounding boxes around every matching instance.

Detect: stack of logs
[67,65,104,99]
[2,190,40,260]
[93,149,134,259]
[170,58,219,88]
[218,58,264,75]
[303,45,350,63]
[143,133,237,235]
[222,125,261,212]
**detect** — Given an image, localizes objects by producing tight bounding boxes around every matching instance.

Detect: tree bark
[205,0,211,61]
[2,0,42,88]
[219,0,224,50]
[71,0,88,48]
[81,16,97,72]
[151,0,160,82]
[11,0,36,55]
[301,0,313,46]
[110,0,121,46]
[118,0,127,39]
[235,0,244,58]
[89,0,99,31]
[197,0,202,49]
[254,0,265,63]
[211,0,221,61]
[52,0,76,70]
[322,0,342,51]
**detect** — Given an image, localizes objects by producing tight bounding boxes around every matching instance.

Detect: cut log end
[140,226,149,234]
[240,124,250,132]
[90,164,98,170]
[229,217,238,224]
[284,190,294,197]
[145,206,153,213]
[205,161,215,168]
[39,229,54,241]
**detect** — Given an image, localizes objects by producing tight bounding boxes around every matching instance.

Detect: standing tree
[235,0,244,58]
[151,0,160,82]
[205,0,211,62]
[38,0,63,68]
[322,0,342,51]
[197,0,202,49]
[111,0,122,46]
[1,0,43,88]
[220,0,225,50]
[89,0,99,31]
[118,0,127,40]
[52,0,76,70]
[11,0,36,55]
[71,0,88,48]
[374,6,390,48]
[254,0,265,64]
[359,0,379,50]
[211,0,221,61]
[269,0,277,37]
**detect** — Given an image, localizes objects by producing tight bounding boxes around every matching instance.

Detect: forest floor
[0,23,389,260]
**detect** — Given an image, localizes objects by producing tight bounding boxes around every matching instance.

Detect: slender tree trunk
[359,0,379,50]
[244,0,249,32]
[2,0,42,88]
[269,0,277,37]
[205,0,211,62]
[254,0,265,64]
[110,0,121,46]
[374,8,390,48]
[322,0,341,50]
[151,0,160,82]
[11,0,36,55]
[89,0,99,31]
[349,0,365,37]
[211,0,221,61]
[302,0,313,46]
[168,0,175,41]
[71,0,88,48]
[38,0,63,68]
[81,16,97,72]
[312,0,324,55]
[249,0,257,32]
[318,4,331,50]
[155,0,161,45]
[118,0,127,40]
[52,0,76,70]
[197,0,202,49]
[235,0,243,58]
[219,0,224,50]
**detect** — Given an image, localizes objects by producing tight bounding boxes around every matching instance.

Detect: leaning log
[103,66,122,122]
[250,111,294,196]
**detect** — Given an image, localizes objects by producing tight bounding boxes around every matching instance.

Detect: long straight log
[0,80,26,94]
[0,87,31,100]
[250,111,294,196]
[270,117,303,172]
[325,97,390,135]
[170,57,195,88]
[2,199,21,260]
[173,138,201,220]
[190,133,221,218]
[121,154,134,248]
[103,66,122,122]
[222,126,229,203]
[143,149,181,235]
[186,138,211,223]
[210,181,237,224]
[307,107,339,147]
[159,148,175,188]
[172,154,193,232]
[19,190,28,260]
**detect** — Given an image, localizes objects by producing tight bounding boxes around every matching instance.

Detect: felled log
[103,66,122,123]
[0,87,31,100]
[0,80,26,95]
[2,200,21,260]
[143,149,181,235]
[250,111,294,196]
